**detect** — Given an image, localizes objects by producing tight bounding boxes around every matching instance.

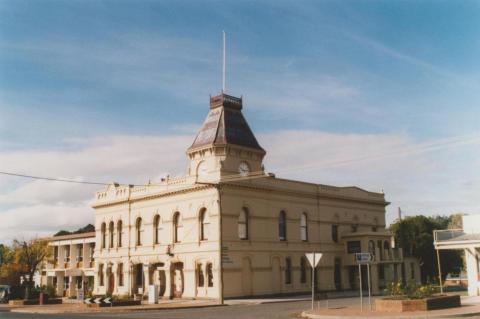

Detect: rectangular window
[379,265,385,280]
[207,263,213,287]
[64,246,70,262]
[77,244,83,262]
[285,258,292,284]
[347,241,361,254]
[300,258,307,284]
[64,276,70,290]
[332,225,338,243]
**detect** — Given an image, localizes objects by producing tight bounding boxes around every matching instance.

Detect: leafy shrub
[384,280,438,299]
[385,282,403,297]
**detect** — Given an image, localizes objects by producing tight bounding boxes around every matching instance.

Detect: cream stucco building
[40,232,96,298]
[89,93,416,300]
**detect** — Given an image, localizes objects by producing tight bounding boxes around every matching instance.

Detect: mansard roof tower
[187,93,266,182]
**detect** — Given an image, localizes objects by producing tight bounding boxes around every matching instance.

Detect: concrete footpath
[301,295,480,319]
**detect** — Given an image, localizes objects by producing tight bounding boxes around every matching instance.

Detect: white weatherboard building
[434,214,480,296]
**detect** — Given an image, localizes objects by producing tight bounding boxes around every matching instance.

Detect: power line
[0,171,112,186]
[1,132,479,188]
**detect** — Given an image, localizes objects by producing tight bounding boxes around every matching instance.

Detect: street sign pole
[311,253,315,310]
[367,264,372,310]
[359,263,363,312]
[305,252,322,312]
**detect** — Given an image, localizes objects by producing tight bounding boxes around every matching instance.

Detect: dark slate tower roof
[188,93,265,153]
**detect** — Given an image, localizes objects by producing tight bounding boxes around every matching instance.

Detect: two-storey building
[41,232,95,297]
[90,92,417,300]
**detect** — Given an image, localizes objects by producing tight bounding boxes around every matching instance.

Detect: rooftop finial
[222,31,226,93]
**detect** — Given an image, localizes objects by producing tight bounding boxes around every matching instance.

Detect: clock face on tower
[238,162,250,177]
[197,161,208,176]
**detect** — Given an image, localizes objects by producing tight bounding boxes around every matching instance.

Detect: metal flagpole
[222,31,226,93]
[311,252,315,310]
[359,264,363,312]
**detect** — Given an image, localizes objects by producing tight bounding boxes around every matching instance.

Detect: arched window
[199,208,208,241]
[300,257,307,283]
[238,208,249,240]
[300,212,308,241]
[117,220,123,247]
[153,215,160,244]
[173,212,181,243]
[279,211,287,241]
[101,222,106,249]
[135,217,142,246]
[109,221,114,248]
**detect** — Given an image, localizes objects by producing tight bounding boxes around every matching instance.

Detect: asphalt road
[0,300,309,319]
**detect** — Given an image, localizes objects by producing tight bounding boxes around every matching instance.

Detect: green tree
[390,215,463,283]
[13,238,51,299]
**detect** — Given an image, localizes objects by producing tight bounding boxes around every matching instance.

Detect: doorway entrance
[171,262,184,298]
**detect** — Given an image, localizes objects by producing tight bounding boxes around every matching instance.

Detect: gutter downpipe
[217,183,224,305]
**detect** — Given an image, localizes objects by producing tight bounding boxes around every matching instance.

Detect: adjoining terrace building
[40,232,96,298]
[89,92,418,300]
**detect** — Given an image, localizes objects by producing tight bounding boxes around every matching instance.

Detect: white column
[465,247,479,296]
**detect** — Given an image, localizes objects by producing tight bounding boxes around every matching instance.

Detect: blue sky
[0,1,479,242]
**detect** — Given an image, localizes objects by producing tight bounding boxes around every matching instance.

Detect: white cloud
[1,130,479,243]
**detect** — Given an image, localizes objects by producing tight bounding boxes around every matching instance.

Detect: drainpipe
[217,184,224,305]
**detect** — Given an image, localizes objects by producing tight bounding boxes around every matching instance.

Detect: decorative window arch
[199,208,209,241]
[300,212,308,241]
[135,217,143,246]
[101,222,106,249]
[279,211,287,241]
[117,220,123,247]
[173,212,181,243]
[238,207,249,240]
[109,221,114,248]
[153,214,160,244]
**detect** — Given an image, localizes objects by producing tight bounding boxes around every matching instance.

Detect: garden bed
[375,295,461,312]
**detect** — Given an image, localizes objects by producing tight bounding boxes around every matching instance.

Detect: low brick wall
[86,300,141,307]
[8,298,62,306]
[375,295,461,313]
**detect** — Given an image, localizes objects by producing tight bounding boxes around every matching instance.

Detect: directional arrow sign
[84,297,92,304]
[94,297,103,305]
[103,297,111,304]
[305,253,322,268]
